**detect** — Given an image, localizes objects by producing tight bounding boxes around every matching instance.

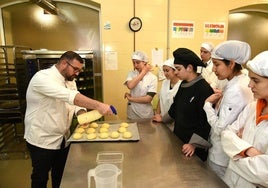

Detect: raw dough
[79,123,89,129]
[118,127,127,133]
[99,132,109,139]
[86,127,96,134]
[74,127,85,134]
[72,132,83,139]
[90,122,99,128]
[123,131,132,139]
[99,127,109,133]
[110,131,120,139]
[120,122,129,128]
[101,123,110,129]
[87,133,97,140]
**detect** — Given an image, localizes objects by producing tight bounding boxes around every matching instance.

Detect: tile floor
[0,138,52,188]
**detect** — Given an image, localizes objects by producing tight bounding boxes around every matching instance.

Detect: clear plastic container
[88,163,121,188]
[96,151,124,188]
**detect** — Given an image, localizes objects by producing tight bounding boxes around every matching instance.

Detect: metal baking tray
[67,122,140,142]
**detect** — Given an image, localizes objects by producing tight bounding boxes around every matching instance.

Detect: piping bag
[77,105,117,125]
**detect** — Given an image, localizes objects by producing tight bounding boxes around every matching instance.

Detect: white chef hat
[247,51,268,77]
[162,58,175,69]
[211,40,251,65]
[132,51,149,63]
[201,42,214,52]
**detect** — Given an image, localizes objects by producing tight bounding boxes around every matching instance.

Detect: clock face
[129,17,142,32]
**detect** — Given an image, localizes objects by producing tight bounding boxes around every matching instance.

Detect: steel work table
[61,120,228,188]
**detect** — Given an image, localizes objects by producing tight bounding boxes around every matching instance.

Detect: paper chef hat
[132,51,149,63]
[201,42,214,52]
[211,40,251,65]
[162,58,175,69]
[247,51,268,77]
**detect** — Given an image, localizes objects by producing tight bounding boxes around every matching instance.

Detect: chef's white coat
[125,70,157,119]
[204,74,253,167]
[24,65,85,149]
[159,79,181,117]
[221,101,268,188]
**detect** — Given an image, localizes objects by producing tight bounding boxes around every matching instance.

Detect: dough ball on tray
[87,133,97,140]
[99,127,109,133]
[99,132,109,139]
[110,131,120,139]
[86,127,96,134]
[101,123,110,129]
[72,132,83,140]
[120,122,129,128]
[118,127,127,133]
[74,127,85,134]
[123,131,132,139]
[79,123,89,129]
[90,122,99,128]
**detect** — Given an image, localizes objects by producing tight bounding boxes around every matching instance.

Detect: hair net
[201,42,214,52]
[211,40,251,64]
[132,51,149,62]
[162,58,175,69]
[247,51,268,77]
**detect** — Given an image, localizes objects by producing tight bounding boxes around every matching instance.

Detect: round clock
[129,17,142,32]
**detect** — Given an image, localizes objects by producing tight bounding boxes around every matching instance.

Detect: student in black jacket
[153,48,213,161]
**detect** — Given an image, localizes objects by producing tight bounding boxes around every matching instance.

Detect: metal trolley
[0,45,31,160]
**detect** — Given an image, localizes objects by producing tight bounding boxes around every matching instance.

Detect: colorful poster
[204,22,225,39]
[172,20,195,38]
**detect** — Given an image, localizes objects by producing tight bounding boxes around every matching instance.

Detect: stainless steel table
[61,120,228,188]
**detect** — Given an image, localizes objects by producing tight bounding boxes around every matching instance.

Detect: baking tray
[67,122,140,142]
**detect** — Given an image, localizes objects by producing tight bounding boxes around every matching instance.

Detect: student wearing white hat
[221,51,268,188]
[124,51,157,120]
[203,40,254,179]
[200,42,216,86]
[153,58,181,131]
[200,42,227,90]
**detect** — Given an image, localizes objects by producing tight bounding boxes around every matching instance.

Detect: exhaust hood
[31,0,59,15]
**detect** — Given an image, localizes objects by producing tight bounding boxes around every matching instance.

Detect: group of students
[124,41,268,188]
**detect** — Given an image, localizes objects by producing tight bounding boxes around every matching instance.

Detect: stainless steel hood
[31,0,59,15]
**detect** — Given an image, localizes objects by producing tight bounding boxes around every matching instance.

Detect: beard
[62,68,77,81]
[66,75,76,81]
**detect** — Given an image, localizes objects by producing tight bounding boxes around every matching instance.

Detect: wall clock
[129,17,142,32]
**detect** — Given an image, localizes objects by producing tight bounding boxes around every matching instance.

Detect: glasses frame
[66,61,83,73]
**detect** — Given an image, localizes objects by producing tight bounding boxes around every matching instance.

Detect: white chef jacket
[203,74,253,167]
[159,79,181,117]
[202,59,216,87]
[24,65,85,149]
[221,101,268,188]
[125,70,157,119]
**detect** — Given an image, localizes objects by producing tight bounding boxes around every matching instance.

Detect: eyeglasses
[66,61,83,73]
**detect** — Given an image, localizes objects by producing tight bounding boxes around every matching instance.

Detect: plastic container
[96,151,124,188]
[77,105,117,124]
[88,163,121,188]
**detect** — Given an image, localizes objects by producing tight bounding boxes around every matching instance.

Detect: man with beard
[24,51,114,188]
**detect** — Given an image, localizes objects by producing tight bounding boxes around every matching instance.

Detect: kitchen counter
[60,120,228,188]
